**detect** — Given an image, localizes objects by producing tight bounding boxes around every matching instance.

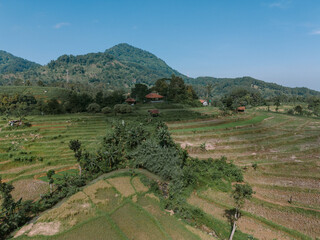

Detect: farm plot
[169,111,320,239]
[0,114,110,195]
[14,173,212,240]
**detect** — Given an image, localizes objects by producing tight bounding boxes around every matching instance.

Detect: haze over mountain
[0,43,319,98]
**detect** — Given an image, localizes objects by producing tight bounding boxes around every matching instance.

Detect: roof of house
[125,98,136,102]
[237,106,246,111]
[199,99,206,103]
[148,109,160,114]
[145,93,164,99]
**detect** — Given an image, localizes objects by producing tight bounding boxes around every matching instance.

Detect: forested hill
[0,50,40,74]
[187,76,320,98]
[0,43,186,89]
[0,44,319,98]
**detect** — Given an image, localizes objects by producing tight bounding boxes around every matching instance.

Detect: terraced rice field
[0,114,111,200]
[169,111,320,240]
[13,171,214,240]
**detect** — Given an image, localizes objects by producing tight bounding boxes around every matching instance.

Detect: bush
[114,104,133,114]
[101,106,112,114]
[86,103,101,113]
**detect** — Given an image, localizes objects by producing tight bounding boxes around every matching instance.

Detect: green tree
[229,183,253,240]
[69,140,82,176]
[294,105,303,115]
[131,83,150,102]
[46,170,55,193]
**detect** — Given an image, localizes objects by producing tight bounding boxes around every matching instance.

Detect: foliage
[152,75,198,103]
[114,104,133,114]
[221,88,264,110]
[131,83,150,102]
[0,50,40,74]
[232,183,253,210]
[86,103,101,113]
[101,106,111,114]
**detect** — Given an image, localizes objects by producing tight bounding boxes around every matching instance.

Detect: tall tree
[69,140,82,176]
[229,183,253,240]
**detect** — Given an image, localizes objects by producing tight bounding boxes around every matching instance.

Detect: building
[237,106,246,112]
[145,93,164,102]
[125,98,136,105]
[148,109,160,117]
[199,99,208,106]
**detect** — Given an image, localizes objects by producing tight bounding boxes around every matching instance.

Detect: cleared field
[169,110,320,239]
[14,173,211,240]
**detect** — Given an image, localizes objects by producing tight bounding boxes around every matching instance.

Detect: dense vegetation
[0,51,40,74]
[1,44,319,99]
[0,114,249,239]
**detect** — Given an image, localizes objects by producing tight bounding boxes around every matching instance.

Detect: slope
[0,50,40,74]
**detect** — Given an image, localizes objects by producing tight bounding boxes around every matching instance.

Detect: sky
[0,0,320,90]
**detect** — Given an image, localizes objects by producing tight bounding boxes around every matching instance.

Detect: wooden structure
[148,109,160,117]
[125,98,136,105]
[145,93,164,102]
[237,106,246,112]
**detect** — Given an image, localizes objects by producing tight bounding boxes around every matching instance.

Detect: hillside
[188,76,320,98]
[0,50,40,74]
[0,44,319,98]
[0,44,185,90]
[13,171,212,240]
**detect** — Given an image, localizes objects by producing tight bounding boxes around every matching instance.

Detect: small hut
[148,109,160,117]
[125,98,136,105]
[199,99,208,106]
[237,106,246,112]
[145,93,164,102]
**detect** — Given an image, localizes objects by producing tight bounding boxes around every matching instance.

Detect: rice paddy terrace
[13,170,213,240]
[1,108,320,240]
[169,110,320,240]
[0,114,111,200]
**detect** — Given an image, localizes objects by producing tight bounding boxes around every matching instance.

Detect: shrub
[101,106,112,114]
[86,103,101,113]
[114,104,133,114]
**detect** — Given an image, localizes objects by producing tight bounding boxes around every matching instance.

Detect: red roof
[145,93,164,99]
[148,109,160,114]
[199,99,206,103]
[125,98,136,103]
[237,106,246,111]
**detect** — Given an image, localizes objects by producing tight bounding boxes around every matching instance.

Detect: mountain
[0,44,319,98]
[187,76,320,98]
[0,50,40,74]
[0,44,185,89]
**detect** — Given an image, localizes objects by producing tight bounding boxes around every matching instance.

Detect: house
[125,98,136,105]
[148,109,160,117]
[237,106,246,112]
[145,93,164,102]
[199,99,208,106]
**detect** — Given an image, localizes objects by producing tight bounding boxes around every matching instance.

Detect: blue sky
[0,0,320,90]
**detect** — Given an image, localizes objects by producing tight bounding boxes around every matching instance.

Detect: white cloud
[310,29,320,35]
[53,22,70,29]
[269,0,291,9]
